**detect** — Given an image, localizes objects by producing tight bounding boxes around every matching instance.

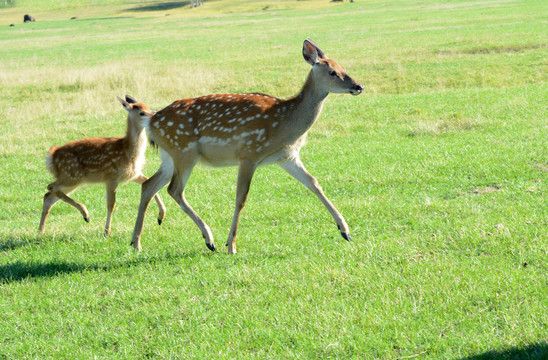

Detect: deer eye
[329,70,337,77]
[139,111,146,116]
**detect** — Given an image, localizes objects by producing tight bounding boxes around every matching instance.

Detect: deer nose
[350,83,364,95]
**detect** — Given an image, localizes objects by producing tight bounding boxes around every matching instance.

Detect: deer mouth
[349,83,364,95]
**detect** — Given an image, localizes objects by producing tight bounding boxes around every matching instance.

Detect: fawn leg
[38,191,60,233]
[53,190,90,223]
[104,181,118,237]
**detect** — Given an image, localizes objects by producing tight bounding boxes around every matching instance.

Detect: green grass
[1,0,547,358]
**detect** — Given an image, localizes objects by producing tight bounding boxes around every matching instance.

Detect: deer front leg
[226,160,257,254]
[167,162,215,252]
[104,181,118,237]
[132,164,173,251]
[279,157,351,241]
[133,174,166,225]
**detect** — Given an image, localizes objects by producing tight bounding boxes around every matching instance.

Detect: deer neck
[284,69,329,139]
[125,118,148,159]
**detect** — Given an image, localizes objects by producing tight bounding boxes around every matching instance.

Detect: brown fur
[39,97,166,237]
[131,39,364,253]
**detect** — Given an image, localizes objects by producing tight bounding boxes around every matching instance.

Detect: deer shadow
[0,247,203,284]
[125,1,191,12]
[458,342,548,360]
[0,238,39,252]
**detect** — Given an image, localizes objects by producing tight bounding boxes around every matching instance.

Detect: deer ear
[125,95,138,104]
[302,38,327,65]
[118,96,130,111]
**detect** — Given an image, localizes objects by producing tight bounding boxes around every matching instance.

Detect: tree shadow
[459,343,548,360]
[125,1,191,12]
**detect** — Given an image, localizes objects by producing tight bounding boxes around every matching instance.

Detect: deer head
[302,38,364,96]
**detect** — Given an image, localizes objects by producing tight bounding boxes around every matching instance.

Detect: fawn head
[118,95,155,124]
[302,39,364,96]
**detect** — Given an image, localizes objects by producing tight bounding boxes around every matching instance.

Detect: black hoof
[341,232,352,241]
[158,219,162,225]
[206,243,216,252]
[84,217,90,223]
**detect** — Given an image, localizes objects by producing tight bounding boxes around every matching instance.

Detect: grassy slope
[0,0,547,358]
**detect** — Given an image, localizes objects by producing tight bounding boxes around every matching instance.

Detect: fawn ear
[125,95,138,104]
[302,38,327,66]
[118,96,131,111]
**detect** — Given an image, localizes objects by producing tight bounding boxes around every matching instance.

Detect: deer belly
[197,139,240,167]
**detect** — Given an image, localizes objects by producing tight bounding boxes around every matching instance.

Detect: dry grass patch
[408,113,479,137]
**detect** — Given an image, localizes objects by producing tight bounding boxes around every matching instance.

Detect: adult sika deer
[39,96,166,237]
[132,39,364,253]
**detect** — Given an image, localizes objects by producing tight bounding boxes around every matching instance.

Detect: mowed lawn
[0,0,546,358]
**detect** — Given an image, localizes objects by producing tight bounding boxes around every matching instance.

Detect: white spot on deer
[272,122,279,128]
[180,142,197,153]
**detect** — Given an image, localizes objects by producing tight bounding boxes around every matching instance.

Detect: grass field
[0,0,547,358]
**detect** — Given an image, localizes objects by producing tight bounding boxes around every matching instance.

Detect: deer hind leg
[279,157,351,241]
[53,190,90,223]
[132,174,166,226]
[226,160,257,254]
[167,159,215,252]
[38,191,60,233]
[131,150,174,251]
[39,184,87,233]
[104,181,118,237]
[46,182,90,224]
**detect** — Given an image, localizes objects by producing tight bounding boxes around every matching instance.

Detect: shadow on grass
[125,1,191,12]
[0,238,40,252]
[75,17,132,21]
[459,343,548,360]
[0,249,203,284]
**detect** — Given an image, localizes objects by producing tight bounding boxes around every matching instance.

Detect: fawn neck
[124,117,148,159]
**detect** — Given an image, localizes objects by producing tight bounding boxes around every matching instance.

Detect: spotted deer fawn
[132,39,364,253]
[39,96,166,237]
